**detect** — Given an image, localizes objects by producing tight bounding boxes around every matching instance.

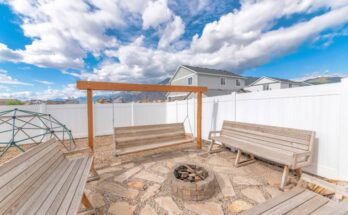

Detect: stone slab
[241,187,266,203]
[155,196,182,215]
[141,184,161,202]
[109,202,135,215]
[216,173,236,198]
[140,205,158,215]
[114,166,142,183]
[135,170,165,183]
[96,181,139,199]
[185,202,224,215]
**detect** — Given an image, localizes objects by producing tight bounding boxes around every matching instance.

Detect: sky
[0,0,348,100]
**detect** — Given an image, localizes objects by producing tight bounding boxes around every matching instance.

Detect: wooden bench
[209,121,315,190]
[0,138,94,215]
[115,123,194,156]
[242,174,348,215]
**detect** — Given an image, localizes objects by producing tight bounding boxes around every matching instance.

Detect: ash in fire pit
[174,164,208,182]
[170,163,216,201]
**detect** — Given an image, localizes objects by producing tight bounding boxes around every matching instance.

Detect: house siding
[198,75,245,91]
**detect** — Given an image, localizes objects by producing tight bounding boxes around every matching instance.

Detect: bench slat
[0,147,61,205]
[1,155,67,215]
[221,131,307,153]
[0,141,58,188]
[223,126,310,146]
[215,136,294,166]
[56,157,90,214]
[33,159,82,215]
[241,187,305,215]
[16,158,77,214]
[287,195,329,215]
[0,139,56,177]
[67,156,93,215]
[262,190,316,215]
[224,121,312,141]
[222,129,309,151]
[0,139,93,215]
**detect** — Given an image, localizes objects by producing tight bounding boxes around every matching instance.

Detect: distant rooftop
[248,76,309,86]
[183,65,242,78]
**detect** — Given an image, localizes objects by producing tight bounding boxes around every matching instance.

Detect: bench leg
[295,168,302,177]
[88,160,100,182]
[79,193,95,215]
[234,149,242,167]
[280,165,289,191]
[208,140,215,153]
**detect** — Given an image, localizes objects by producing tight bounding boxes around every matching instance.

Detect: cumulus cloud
[1,0,348,97]
[0,83,84,100]
[142,0,172,29]
[158,16,185,49]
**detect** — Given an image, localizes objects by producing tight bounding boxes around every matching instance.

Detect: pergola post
[197,92,203,149]
[87,89,94,151]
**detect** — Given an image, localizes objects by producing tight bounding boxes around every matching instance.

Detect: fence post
[175,100,178,123]
[231,92,237,121]
[131,102,134,126]
[339,78,348,179]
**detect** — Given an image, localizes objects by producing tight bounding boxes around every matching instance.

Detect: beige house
[167,65,245,100]
[244,76,309,92]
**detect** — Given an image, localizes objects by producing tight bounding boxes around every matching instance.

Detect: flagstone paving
[76,135,299,214]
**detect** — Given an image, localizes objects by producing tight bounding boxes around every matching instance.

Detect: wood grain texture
[0,139,94,215]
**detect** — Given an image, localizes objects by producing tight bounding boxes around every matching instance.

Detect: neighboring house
[244,77,309,92]
[167,65,245,100]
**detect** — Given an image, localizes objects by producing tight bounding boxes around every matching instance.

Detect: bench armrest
[209,131,221,140]
[64,148,91,159]
[293,151,312,167]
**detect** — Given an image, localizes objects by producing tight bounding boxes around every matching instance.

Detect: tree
[6,100,24,105]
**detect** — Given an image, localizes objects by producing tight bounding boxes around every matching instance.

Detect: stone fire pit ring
[170,163,216,201]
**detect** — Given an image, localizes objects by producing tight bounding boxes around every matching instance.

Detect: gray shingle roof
[183,65,242,77]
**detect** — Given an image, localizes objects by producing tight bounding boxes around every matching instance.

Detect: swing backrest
[115,123,188,149]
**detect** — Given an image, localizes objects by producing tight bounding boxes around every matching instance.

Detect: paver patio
[73,135,298,214]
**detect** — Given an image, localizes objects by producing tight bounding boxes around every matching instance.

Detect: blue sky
[0,0,348,100]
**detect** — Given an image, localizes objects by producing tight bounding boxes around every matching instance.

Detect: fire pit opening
[170,163,216,201]
[174,164,208,182]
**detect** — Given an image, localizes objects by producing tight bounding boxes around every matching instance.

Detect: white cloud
[84,1,348,83]
[0,69,32,86]
[36,80,53,85]
[0,84,84,100]
[1,0,348,88]
[158,16,185,49]
[142,0,172,29]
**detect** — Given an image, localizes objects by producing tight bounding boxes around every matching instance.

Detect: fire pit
[170,163,216,201]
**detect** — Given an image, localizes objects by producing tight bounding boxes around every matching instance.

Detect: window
[263,84,270,91]
[188,77,192,85]
[236,79,241,86]
[221,77,225,85]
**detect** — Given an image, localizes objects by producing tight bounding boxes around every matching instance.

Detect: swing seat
[114,123,194,156]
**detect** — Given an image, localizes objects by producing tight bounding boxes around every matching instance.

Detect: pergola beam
[77,81,207,93]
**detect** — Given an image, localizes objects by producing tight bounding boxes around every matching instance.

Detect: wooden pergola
[76,81,208,152]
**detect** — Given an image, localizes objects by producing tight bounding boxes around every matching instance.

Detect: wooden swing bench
[114,123,194,156]
[209,120,315,190]
[0,138,94,215]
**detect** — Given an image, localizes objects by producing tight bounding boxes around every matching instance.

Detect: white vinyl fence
[1,79,348,180]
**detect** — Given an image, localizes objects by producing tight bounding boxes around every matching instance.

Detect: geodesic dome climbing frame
[0,108,76,157]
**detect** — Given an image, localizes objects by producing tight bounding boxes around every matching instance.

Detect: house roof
[183,65,243,78]
[247,76,309,86]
